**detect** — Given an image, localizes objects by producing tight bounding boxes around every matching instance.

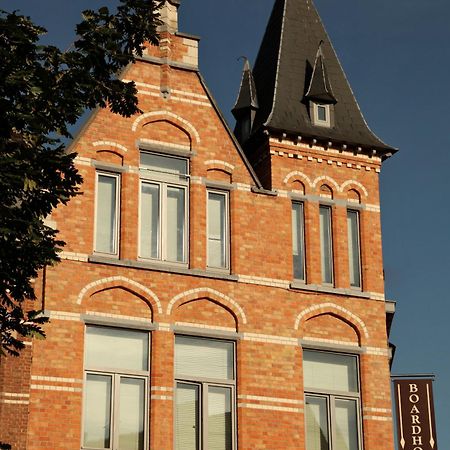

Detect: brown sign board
[393,379,438,450]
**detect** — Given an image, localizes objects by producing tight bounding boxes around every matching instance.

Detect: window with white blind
[303,350,361,450]
[347,210,361,288]
[83,326,150,450]
[319,205,333,284]
[292,202,305,281]
[207,191,229,270]
[175,336,236,450]
[94,172,120,255]
[139,152,188,264]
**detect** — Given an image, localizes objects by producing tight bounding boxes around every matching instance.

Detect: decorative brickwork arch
[131,110,201,144]
[294,302,369,344]
[341,180,368,197]
[204,160,235,174]
[283,171,313,190]
[312,175,340,193]
[76,276,162,315]
[92,141,129,154]
[167,288,247,325]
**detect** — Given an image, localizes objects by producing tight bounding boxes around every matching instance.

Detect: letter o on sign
[409,394,420,403]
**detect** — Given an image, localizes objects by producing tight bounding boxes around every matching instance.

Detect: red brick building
[0,0,398,449]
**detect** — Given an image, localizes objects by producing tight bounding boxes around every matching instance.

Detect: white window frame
[82,325,151,450]
[312,102,331,128]
[292,201,306,281]
[174,335,237,450]
[94,171,120,257]
[138,151,189,266]
[207,190,230,271]
[303,349,363,450]
[319,205,334,285]
[347,209,362,289]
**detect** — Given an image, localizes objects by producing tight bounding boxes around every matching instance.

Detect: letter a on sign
[393,378,438,450]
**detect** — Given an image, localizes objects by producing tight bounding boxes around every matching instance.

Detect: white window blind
[292,202,305,280]
[319,206,333,284]
[305,396,329,450]
[84,374,112,449]
[208,192,227,269]
[85,327,148,372]
[303,350,358,393]
[334,399,359,450]
[166,187,185,262]
[140,182,160,259]
[208,386,232,450]
[95,174,118,254]
[175,336,234,380]
[140,152,187,175]
[175,383,199,450]
[118,378,145,450]
[347,210,361,288]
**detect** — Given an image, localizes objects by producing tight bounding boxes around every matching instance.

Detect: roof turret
[249,0,396,155]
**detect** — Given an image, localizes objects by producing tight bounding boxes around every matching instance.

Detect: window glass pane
[85,327,148,371]
[166,187,185,262]
[140,152,187,175]
[335,399,359,450]
[319,206,333,284]
[208,386,233,450]
[84,374,112,449]
[347,210,361,288]
[292,202,305,280]
[208,192,226,268]
[175,383,199,450]
[140,183,160,259]
[96,175,117,254]
[303,351,358,393]
[119,378,145,450]
[305,396,329,450]
[175,336,234,380]
[317,105,327,122]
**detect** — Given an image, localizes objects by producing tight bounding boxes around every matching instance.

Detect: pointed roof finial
[305,41,336,104]
[232,57,259,114]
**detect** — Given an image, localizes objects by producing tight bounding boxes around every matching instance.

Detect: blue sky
[8,0,450,446]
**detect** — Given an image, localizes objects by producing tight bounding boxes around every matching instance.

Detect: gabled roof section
[252,0,396,153]
[232,58,259,113]
[305,41,336,104]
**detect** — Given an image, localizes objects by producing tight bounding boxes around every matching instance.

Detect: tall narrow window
[83,326,150,450]
[319,205,333,284]
[175,336,236,450]
[207,191,229,270]
[303,350,361,450]
[139,152,188,264]
[95,173,119,255]
[347,210,361,288]
[292,202,305,281]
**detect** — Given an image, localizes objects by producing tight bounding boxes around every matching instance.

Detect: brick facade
[0,2,396,449]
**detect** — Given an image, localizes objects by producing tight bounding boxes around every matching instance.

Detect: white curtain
[175,383,199,450]
[166,187,185,262]
[208,386,232,450]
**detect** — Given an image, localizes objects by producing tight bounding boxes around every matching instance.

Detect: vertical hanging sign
[393,378,438,450]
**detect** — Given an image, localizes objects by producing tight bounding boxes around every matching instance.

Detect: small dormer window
[312,102,331,127]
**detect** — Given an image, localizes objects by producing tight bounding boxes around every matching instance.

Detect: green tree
[0,0,162,356]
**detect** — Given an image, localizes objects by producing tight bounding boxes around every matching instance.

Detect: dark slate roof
[251,0,396,153]
[232,58,259,114]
